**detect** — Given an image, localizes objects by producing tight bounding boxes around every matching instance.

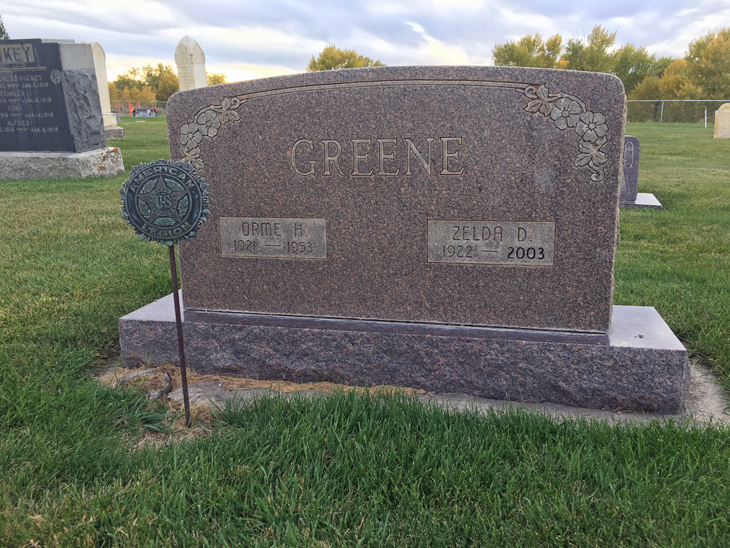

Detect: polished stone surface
[120,296,689,413]
[167,66,626,333]
[619,135,639,202]
[0,39,106,153]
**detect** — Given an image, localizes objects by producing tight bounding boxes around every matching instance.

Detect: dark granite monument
[120,66,689,412]
[619,136,639,202]
[619,135,661,209]
[0,39,123,179]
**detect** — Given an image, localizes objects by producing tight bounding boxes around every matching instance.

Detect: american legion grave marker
[0,38,124,179]
[120,67,690,412]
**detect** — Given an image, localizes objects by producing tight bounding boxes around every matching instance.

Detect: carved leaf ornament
[177,81,608,182]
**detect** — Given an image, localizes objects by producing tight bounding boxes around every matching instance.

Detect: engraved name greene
[290,137,464,177]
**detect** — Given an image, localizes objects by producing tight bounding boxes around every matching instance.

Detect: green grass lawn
[0,117,728,546]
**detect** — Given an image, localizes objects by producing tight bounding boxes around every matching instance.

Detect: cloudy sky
[2,0,728,83]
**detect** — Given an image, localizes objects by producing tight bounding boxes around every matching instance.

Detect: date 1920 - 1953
[231,240,315,254]
[220,217,327,259]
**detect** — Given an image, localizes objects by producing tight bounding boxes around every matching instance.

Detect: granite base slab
[620,193,662,209]
[105,126,125,140]
[0,147,124,180]
[119,296,690,413]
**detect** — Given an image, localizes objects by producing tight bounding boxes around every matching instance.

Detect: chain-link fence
[111,100,168,116]
[109,99,727,124]
[627,99,729,124]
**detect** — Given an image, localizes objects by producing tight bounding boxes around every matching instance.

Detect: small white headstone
[90,42,117,128]
[175,36,207,91]
[715,103,730,139]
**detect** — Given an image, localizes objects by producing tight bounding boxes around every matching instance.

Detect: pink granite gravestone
[168,66,625,333]
[120,67,690,412]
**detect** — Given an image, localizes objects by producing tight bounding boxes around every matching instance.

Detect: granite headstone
[619,135,639,202]
[120,66,690,412]
[0,39,123,179]
[715,103,730,139]
[0,39,105,152]
[168,66,623,333]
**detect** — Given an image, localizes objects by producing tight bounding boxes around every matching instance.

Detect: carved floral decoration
[177,96,247,171]
[178,83,609,182]
[521,84,608,182]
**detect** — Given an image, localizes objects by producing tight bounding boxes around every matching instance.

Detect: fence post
[660,101,664,123]
[705,106,707,128]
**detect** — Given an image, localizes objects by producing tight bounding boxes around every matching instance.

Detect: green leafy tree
[0,15,9,40]
[142,64,176,93]
[653,56,675,78]
[685,28,730,98]
[492,33,563,68]
[611,44,668,95]
[561,25,617,73]
[207,72,227,86]
[112,65,180,101]
[112,68,143,95]
[629,59,704,121]
[156,72,179,101]
[307,45,385,71]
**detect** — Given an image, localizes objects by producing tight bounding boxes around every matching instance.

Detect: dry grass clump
[98,361,428,399]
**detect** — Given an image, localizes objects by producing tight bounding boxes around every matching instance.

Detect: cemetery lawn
[0,117,727,546]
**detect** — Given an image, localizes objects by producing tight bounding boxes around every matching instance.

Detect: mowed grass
[615,123,730,378]
[0,117,728,546]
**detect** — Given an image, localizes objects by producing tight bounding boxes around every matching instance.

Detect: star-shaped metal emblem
[136,175,190,224]
[121,160,209,246]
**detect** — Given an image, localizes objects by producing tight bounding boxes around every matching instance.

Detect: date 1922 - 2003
[441,244,546,261]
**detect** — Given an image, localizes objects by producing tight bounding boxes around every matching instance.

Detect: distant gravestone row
[120,66,690,413]
[0,39,123,180]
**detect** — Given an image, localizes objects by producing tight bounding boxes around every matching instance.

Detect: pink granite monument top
[167,66,626,333]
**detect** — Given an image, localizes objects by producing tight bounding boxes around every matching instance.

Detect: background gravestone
[715,103,730,139]
[174,36,207,92]
[0,39,123,179]
[90,42,124,140]
[619,135,639,202]
[0,39,105,152]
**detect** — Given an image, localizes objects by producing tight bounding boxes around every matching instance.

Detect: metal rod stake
[169,245,191,427]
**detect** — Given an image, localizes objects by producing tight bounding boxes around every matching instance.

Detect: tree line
[492,26,730,121]
[109,65,227,103]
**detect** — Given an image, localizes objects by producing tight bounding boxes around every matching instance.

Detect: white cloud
[3,0,730,82]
